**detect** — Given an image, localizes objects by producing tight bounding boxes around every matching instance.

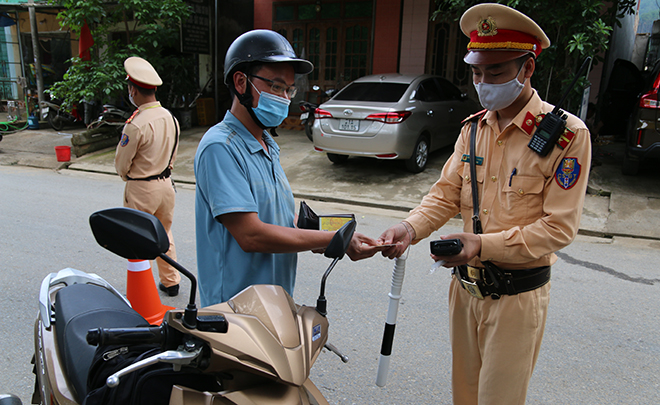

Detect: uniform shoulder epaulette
[533,112,576,149]
[462,109,487,124]
[125,109,139,124]
[556,127,575,149]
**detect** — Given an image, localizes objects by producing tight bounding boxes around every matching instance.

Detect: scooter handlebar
[86,326,164,346]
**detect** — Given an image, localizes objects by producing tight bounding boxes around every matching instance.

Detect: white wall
[398,0,429,74]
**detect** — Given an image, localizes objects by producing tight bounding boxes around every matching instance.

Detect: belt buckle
[459,278,485,299]
[467,266,480,280]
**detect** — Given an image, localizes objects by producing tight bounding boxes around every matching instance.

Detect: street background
[2,124,660,239]
[1,162,659,404]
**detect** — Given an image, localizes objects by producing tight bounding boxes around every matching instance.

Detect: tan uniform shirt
[406,90,591,269]
[115,101,179,181]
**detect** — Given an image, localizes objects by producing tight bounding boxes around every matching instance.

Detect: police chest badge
[119,133,129,147]
[555,157,581,190]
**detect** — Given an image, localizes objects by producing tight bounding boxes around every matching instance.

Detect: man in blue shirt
[194,30,380,307]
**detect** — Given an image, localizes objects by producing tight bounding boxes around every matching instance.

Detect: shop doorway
[273,0,373,103]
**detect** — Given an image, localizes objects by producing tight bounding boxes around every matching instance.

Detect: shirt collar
[481,89,543,136]
[222,111,281,156]
[138,101,161,111]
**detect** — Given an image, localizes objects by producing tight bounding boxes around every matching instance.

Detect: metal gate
[0,11,26,119]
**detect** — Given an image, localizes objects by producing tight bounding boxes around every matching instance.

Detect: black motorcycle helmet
[224,29,314,86]
[224,29,314,129]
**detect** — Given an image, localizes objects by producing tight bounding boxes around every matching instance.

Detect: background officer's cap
[124,56,163,89]
[460,3,550,65]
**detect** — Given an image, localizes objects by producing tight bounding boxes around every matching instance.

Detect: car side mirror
[89,207,169,260]
[324,219,357,259]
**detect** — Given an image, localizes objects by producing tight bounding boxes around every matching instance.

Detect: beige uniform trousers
[123,178,180,287]
[449,276,550,405]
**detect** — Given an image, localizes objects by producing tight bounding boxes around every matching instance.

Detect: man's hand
[346,232,381,261]
[430,233,481,268]
[376,222,413,260]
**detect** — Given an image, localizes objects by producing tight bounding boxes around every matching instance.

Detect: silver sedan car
[311,74,481,172]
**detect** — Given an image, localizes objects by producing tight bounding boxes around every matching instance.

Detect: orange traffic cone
[126,259,174,325]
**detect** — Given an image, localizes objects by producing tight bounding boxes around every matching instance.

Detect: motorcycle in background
[41,99,132,131]
[33,207,355,404]
[87,104,133,129]
[299,86,336,142]
[40,100,85,131]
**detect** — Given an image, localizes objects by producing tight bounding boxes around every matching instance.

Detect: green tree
[432,0,636,113]
[46,0,192,112]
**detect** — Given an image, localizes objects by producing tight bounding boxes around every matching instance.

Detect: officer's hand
[376,223,411,260]
[430,233,481,268]
[346,232,382,261]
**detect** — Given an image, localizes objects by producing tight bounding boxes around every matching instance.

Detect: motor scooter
[40,100,84,131]
[33,207,354,404]
[87,105,133,129]
[299,86,336,142]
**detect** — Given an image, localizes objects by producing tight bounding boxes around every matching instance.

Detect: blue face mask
[248,79,291,128]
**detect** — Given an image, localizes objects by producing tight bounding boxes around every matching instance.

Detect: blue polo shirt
[194,111,297,307]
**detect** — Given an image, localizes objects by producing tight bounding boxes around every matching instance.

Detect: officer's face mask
[247,76,291,128]
[128,87,137,108]
[473,62,527,111]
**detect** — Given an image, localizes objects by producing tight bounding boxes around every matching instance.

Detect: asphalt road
[1,166,659,404]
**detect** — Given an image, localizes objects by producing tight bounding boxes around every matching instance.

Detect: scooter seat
[54,283,148,402]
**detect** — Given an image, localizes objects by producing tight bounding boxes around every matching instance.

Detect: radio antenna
[553,56,592,114]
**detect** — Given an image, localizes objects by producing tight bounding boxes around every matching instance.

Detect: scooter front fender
[167,378,329,405]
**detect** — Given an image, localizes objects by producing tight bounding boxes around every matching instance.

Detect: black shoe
[159,283,179,297]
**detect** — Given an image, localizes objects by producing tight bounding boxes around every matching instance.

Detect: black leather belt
[455,264,551,300]
[127,168,171,181]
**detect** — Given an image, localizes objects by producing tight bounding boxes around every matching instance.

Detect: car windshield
[333,82,409,102]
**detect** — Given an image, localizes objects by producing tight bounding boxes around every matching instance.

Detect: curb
[59,165,660,242]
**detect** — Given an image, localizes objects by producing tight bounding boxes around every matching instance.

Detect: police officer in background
[115,56,181,297]
[378,4,591,403]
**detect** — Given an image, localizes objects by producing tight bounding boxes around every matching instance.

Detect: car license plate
[339,119,359,131]
[300,112,309,120]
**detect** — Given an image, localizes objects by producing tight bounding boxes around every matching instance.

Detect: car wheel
[405,136,429,173]
[621,151,641,175]
[304,115,315,142]
[327,153,349,164]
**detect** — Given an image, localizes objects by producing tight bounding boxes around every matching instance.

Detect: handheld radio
[528,57,592,156]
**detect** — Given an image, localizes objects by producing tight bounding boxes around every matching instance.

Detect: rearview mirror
[324,219,356,259]
[89,207,169,260]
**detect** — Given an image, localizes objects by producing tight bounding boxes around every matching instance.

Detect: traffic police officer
[377,4,591,404]
[115,56,181,297]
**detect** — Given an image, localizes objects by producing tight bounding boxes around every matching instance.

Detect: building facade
[253,0,472,98]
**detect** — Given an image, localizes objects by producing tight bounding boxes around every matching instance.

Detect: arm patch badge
[555,157,581,190]
[119,133,129,147]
